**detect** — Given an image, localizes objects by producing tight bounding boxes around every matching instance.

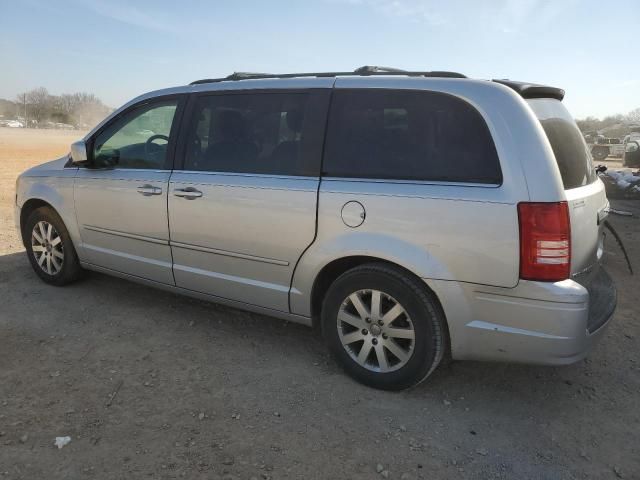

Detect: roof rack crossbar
[189,66,467,85]
[354,65,408,74]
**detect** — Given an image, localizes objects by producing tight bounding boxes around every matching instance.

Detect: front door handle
[137,185,163,196]
[173,187,203,199]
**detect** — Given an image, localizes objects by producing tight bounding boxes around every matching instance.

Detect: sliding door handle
[137,185,163,196]
[173,188,203,199]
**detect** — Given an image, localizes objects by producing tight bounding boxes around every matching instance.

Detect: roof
[189,65,467,85]
[188,66,565,101]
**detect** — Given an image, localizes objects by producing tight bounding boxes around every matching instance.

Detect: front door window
[93,101,178,169]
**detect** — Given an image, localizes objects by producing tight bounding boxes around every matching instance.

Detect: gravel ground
[0,130,639,479]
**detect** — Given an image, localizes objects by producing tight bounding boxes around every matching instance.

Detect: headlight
[626,141,639,153]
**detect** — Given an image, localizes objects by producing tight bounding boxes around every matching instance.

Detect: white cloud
[327,0,448,26]
[330,0,579,32]
[74,0,180,33]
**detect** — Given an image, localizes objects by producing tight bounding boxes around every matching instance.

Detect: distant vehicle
[584,133,625,161]
[623,131,640,167]
[2,120,24,128]
[15,67,616,390]
[136,129,155,136]
[45,121,75,130]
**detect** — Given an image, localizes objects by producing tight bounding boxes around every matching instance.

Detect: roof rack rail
[354,65,408,74]
[189,66,467,85]
[226,72,273,80]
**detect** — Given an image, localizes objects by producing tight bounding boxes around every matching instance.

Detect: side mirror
[70,140,89,165]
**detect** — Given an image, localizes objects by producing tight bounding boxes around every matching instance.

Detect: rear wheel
[321,263,446,390]
[24,207,83,286]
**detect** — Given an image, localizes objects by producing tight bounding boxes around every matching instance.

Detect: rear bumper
[426,266,616,365]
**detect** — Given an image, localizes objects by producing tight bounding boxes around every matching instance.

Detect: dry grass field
[0,128,638,479]
[0,129,87,255]
[0,129,86,204]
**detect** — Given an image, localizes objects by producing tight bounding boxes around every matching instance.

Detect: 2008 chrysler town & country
[15,67,617,390]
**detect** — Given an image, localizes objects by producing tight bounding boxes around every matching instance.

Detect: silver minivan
[15,67,616,390]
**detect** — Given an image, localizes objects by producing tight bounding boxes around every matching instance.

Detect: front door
[168,90,329,311]
[74,97,183,284]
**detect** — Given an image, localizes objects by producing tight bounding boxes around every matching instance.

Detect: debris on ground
[609,209,634,216]
[105,379,123,407]
[54,436,71,449]
[600,170,640,199]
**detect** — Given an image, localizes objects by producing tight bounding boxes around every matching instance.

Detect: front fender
[17,173,81,252]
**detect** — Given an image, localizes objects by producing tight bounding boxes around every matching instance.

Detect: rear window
[323,89,502,184]
[528,99,596,189]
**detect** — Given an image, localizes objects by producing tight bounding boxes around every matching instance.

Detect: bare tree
[24,87,51,126]
[11,89,111,128]
[626,107,640,124]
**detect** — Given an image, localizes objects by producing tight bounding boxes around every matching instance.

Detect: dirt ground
[0,129,638,480]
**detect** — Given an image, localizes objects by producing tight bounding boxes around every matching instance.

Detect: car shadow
[0,248,628,413]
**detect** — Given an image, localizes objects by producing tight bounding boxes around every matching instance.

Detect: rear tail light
[518,202,571,282]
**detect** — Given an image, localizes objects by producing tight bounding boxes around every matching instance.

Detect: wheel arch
[18,177,82,253]
[308,255,449,343]
[20,198,57,246]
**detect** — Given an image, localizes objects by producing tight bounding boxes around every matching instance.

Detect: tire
[321,263,446,391]
[591,147,609,161]
[24,206,83,286]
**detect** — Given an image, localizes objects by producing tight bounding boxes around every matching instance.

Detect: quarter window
[93,101,178,169]
[323,90,502,184]
[528,99,596,189]
[183,93,315,175]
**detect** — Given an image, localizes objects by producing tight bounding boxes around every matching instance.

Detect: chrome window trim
[320,176,501,188]
[171,170,319,180]
[79,168,172,174]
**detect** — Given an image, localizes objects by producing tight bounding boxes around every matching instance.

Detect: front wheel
[24,207,83,286]
[321,263,447,390]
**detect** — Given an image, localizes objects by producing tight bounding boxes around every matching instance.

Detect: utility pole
[17,93,28,128]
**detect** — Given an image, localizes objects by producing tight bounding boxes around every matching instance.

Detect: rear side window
[323,89,502,184]
[182,92,325,176]
[528,99,596,190]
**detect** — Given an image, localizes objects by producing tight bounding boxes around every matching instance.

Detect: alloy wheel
[31,221,64,276]
[337,289,415,373]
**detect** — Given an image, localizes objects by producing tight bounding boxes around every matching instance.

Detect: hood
[21,155,72,176]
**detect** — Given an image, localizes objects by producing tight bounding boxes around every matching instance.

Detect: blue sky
[1,0,638,118]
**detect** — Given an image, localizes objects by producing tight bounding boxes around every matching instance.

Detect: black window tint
[184,92,316,175]
[323,90,502,184]
[528,99,596,190]
[93,101,178,169]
